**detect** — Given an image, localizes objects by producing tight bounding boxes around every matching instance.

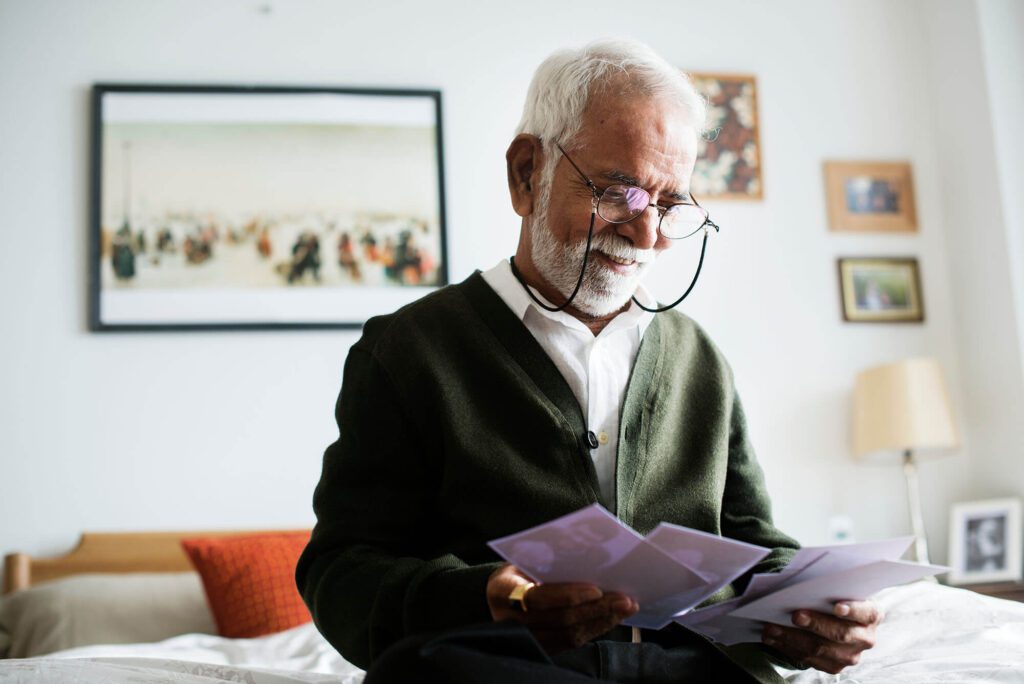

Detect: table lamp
[852,357,958,564]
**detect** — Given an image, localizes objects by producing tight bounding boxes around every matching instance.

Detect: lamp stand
[903,449,931,565]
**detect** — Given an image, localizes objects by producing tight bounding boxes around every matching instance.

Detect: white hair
[516,38,707,200]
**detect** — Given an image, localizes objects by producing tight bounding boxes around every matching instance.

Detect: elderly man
[296,39,881,683]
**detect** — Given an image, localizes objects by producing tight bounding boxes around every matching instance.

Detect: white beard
[529,200,655,317]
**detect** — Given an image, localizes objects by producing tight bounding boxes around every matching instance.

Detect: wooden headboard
[2,529,309,595]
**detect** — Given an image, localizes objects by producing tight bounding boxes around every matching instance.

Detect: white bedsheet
[0,622,366,684]
[782,581,1024,683]
[1,582,1022,682]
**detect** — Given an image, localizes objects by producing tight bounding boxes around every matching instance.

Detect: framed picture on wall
[824,161,917,232]
[948,498,1023,585]
[837,257,924,323]
[90,84,448,331]
[688,73,763,200]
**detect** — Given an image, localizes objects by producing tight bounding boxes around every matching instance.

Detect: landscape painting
[91,85,447,330]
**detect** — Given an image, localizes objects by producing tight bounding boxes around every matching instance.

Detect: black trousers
[364,621,762,683]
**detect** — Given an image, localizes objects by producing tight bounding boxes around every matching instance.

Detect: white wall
[918,0,1024,513]
[1,0,1016,575]
[972,0,1024,495]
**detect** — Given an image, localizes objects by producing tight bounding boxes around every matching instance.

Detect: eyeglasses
[556,143,719,240]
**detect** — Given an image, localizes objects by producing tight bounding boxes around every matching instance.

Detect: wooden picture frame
[688,73,763,200]
[838,257,924,323]
[90,84,448,331]
[824,161,917,232]
[948,498,1023,585]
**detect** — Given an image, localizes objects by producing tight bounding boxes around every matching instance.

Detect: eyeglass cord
[509,211,599,313]
[509,217,715,315]
[630,226,712,313]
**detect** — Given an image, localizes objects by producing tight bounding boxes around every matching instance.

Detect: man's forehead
[579,93,695,136]
[574,98,698,198]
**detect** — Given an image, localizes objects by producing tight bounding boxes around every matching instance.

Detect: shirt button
[598,431,609,445]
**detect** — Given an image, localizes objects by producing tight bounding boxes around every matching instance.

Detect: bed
[0,531,364,684]
[2,532,1024,683]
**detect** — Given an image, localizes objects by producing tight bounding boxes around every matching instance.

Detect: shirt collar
[481,258,656,338]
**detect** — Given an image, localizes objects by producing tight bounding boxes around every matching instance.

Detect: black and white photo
[949,499,1023,585]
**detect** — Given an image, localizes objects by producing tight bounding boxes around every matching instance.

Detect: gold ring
[508,582,536,612]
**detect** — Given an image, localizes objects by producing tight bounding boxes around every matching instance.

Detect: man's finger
[763,624,863,673]
[524,583,604,611]
[525,594,636,629]
[833,600,883,625]
[802,652,862,676]
[530,598,638,653]
[791,610,875,648]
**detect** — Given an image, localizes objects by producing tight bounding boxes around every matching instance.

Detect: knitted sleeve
[294,345,499,669]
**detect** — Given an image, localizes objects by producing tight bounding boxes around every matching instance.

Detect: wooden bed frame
[2,530,308,595]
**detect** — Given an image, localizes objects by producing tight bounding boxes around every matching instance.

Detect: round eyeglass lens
[598,185,651,223]
[660,204,709,239]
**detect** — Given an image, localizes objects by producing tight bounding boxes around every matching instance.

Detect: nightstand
[956,581,1024,602]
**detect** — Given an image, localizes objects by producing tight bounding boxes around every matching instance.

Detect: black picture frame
[89,83,448,331]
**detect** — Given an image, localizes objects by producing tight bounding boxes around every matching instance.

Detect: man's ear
[506,134,544,218]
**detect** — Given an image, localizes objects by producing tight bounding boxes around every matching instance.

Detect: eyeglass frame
[555,142,720,240]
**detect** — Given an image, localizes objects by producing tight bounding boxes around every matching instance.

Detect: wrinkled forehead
[579,94,698,148]
[573,95,699,190]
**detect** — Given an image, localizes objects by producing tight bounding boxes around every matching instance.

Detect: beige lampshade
[852,357,958,458]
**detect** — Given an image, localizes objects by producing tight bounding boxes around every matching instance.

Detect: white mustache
[589,232,656,264]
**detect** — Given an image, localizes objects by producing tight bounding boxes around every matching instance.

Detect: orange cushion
[181,532,312,638]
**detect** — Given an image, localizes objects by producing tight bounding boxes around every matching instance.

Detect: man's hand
[486,563,638,654]
[761,600,882,674]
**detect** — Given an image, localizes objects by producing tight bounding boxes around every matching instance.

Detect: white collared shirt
[481,259,655,506]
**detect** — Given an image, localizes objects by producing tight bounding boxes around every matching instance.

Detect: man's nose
[616,205,661,250]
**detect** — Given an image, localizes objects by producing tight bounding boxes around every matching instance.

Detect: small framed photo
[948,498,1023,585]
[688,73,762,200]
[824,161,917,232]
[90,84,448,331]
[837,257,924,323]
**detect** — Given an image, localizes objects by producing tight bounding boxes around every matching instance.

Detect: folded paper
[488,504,946,640]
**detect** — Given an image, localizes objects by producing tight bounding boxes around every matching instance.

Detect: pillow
[181,532,312,639]
[0,572,216,659]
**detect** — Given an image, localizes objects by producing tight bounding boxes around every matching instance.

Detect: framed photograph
[824,161,917,232]
[949,498,1023,585]
[688,73,762,200]
[837,257,924,323]
[90,84,448,331]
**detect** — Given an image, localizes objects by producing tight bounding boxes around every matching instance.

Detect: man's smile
[602,252,635,267]
[592,247,653,276]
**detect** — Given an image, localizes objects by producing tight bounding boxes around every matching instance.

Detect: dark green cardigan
[296,272,799,681]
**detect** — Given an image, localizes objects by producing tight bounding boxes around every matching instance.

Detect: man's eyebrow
[600,170,691,202]
[602,170,643,187]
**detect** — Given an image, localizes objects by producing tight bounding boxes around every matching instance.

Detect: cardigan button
[585,431,599,449]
